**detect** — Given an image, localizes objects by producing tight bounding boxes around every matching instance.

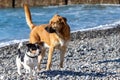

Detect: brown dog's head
[45,14,67,33]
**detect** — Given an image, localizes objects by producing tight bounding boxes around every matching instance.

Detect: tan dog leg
[60,46,67,68]
[46,47,55,70]
[37,49,46,71]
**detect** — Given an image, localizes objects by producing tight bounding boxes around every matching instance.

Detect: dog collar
[26,53,37,58]
[25,51,40,58]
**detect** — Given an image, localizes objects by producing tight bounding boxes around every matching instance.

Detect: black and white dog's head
[26,43,41,57]
[25,42,44,58]
[17,42,44,61]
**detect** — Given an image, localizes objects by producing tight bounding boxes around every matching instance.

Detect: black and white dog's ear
[26,43,33,47]
[39,42,44,46]
[34,42,44,46]
[26,42,44,48]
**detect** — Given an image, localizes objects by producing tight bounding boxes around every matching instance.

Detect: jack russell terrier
[16,42,43,76]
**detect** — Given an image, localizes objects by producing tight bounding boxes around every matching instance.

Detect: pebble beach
[0,26,120,80]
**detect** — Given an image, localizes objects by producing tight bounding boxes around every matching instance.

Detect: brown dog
[24,4,70,70]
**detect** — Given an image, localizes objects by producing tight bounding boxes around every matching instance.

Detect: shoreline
[0,26,120,79]
[71,24,120,41]
[0,24,120,48]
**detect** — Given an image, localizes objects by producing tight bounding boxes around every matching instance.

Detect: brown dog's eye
[57,21,60,24]
[52,22,55,24]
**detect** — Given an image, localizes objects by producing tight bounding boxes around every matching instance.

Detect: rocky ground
[0,27,120,80]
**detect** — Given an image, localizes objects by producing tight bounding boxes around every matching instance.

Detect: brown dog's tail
[23,4,35,30]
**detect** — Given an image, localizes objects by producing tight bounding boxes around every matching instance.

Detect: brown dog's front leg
[46,47,54,70]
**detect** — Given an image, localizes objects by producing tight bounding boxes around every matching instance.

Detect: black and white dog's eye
[36,45,40,49]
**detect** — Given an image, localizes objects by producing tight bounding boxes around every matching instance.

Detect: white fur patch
[59,39,64,47]
[44,43,50,48]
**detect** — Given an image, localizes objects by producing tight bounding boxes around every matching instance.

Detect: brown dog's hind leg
[37,48,46,71]
[60,46,67,68]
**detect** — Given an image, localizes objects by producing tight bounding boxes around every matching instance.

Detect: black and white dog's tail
[17,42,23,54]
[18,42,23,49]
[17,42,25,62]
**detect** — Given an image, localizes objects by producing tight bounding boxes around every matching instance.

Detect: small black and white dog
[16,42,43,75]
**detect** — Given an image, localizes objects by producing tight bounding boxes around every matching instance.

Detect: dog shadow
[38,58,119,77]
[39,70,116,77]
[98,58,120,64]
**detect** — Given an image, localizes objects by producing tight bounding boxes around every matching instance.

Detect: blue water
[0,4,120,47]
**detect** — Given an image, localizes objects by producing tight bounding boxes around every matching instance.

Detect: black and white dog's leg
[16,57,22,75]
[24,64,32,75]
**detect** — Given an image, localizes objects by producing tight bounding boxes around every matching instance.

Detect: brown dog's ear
[59,17,67,25]
[62,17,67,22]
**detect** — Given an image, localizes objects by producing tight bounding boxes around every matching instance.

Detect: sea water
[0,4,120,47]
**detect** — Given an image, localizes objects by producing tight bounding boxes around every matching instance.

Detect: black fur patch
[45,27,56,33]
[18,49,25,62]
